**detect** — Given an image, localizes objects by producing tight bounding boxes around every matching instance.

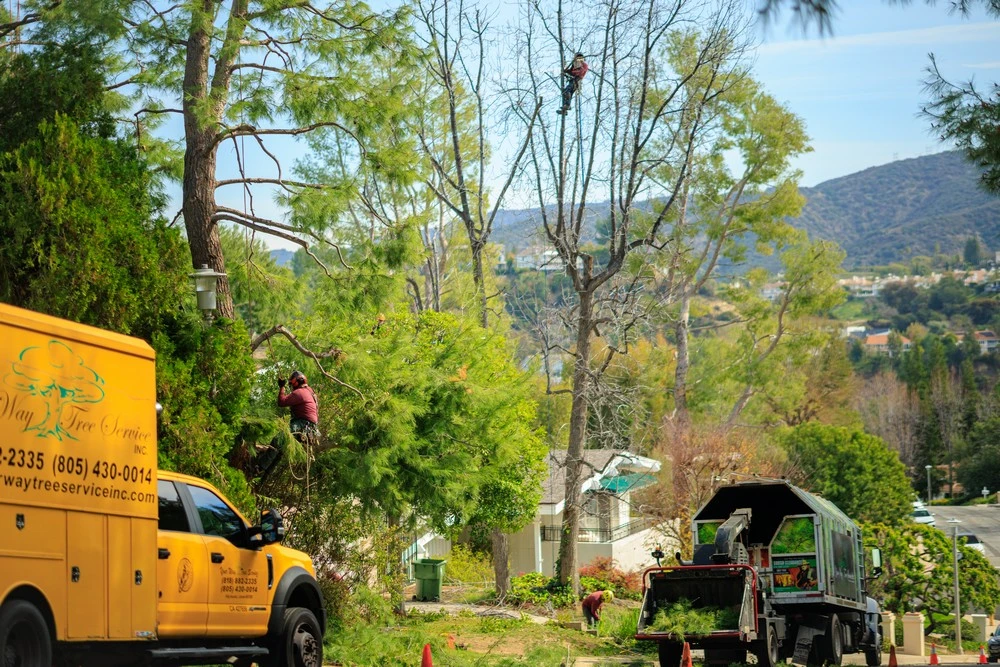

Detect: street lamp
[948,518,963,655]
[926,464,933,504]
[188,264,227,320]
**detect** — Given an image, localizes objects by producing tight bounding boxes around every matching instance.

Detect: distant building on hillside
[864,331,911,356]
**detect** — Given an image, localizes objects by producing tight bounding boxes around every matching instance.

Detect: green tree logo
[5,341,105,440]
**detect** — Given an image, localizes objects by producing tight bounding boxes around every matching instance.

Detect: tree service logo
[4,340,105,441]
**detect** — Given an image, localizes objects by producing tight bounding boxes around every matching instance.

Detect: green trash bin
[413,558,446,601]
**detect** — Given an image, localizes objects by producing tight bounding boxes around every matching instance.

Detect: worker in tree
[557,53,589,115]
[581,589,613,627]
[277,370,319,441]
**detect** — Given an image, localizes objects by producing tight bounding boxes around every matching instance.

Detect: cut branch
[250,325,363,399]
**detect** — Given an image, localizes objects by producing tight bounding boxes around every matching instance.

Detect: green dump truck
[636,480,883,667]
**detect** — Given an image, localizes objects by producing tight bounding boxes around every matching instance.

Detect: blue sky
[751,0,999,185]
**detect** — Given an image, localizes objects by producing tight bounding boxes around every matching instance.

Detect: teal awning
[598,473,656,493]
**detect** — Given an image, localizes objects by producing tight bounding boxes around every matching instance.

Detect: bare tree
[509,0,752,590]
[854,371,922,469]
[413,0,541,597]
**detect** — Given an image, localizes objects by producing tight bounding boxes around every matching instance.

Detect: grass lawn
[324,604,657,666]
[829,299,870,321]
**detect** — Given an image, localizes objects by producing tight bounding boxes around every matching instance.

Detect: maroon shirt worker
[581,589,613,626]
[277,370,318,434]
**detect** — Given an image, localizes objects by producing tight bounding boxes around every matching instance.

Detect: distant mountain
[490,151,1000,269]
[795,151,1000,268]
[269,248,296,268]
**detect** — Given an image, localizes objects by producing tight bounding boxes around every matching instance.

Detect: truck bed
[635,565,757,642]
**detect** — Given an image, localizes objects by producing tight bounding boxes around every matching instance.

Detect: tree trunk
[558,289,595,593]
[471,239,488,328]
[181,3,234,319]
[491,527,511,599]
[673,293,692,432]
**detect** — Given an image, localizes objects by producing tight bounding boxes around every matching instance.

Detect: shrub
[506,572,576,608]
[442,544,494,584]
[578,556,642,600]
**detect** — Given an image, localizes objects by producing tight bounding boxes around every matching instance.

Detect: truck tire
[865,644,882,667]
[268,607,322,667]
[0,600,52,667]
[657,641,682,667]
[754,624,781,667]
[828,615,844,667]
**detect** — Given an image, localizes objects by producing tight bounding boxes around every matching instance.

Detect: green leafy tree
[0,45,187,335]
[781,423,912,525]
[865,522,1000,635]
[963,236,983,267]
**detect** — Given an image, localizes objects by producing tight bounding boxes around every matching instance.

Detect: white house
[508,449,664,577]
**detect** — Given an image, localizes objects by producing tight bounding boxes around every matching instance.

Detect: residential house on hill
[863,332,911,356]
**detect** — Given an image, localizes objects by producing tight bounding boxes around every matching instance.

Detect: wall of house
[509,518,541,577]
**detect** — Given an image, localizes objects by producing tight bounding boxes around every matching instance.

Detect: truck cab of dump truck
[0,303,325,667]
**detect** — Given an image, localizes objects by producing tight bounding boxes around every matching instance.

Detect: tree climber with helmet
[557,53,589,115]
[277,370,319,442]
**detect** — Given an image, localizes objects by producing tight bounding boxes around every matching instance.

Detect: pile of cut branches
[647,599,740,639]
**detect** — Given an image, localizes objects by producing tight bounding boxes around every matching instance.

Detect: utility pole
[926,464,933,504]
[952,521,963,655]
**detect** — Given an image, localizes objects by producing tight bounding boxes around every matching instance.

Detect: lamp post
[948,518,963,655]
[188,264,227,321]
[925,464,933,504]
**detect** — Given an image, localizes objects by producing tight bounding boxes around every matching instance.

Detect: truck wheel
[865,644,882,667]
[269,607,322,667]
[828,616,844,667]
[0,600,52,667]
[755,624,780,667]
[657,641,682,667]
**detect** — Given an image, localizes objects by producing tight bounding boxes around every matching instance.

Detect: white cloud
[962,61,1000,69]
[758,22,1000,56]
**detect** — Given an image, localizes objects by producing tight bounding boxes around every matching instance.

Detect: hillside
[796,151,1000,268]
[488,151,1000,269]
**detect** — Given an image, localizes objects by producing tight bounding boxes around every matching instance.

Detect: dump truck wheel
[268,607,322,667]
[828,615,844,667]
[0,600,52,667]
[657,641,682,667]
[755,624,781,667]
[865,644,882,667]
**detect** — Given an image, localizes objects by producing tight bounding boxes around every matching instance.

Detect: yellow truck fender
[267,566,326,637]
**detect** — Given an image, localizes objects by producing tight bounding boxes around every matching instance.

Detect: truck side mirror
[871,547,882,578]
[259,508,285,545]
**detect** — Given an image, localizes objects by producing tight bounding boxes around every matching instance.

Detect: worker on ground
[581,589,613,626]
[277,370,319,441]
[557,53,588,115]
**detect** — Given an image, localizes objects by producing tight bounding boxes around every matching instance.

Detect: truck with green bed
[636,480,883,667]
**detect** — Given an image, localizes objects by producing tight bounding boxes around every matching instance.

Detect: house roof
[865,333,910,346]
[541,449,660,507]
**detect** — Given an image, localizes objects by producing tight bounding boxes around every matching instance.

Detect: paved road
[924,505,1000,567]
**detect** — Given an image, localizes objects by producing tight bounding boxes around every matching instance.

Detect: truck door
[185,484,270,637]
[156,480,209,637]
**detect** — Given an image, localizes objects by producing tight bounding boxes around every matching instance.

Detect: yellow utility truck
[0,304,325,667]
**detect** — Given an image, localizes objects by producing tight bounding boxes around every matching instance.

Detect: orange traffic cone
[929,642,939,666]
[980,645,989,664]
[446,634,456,650]
[421,643,433,667]
[888,645,898,667]
[681,642,693,667]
